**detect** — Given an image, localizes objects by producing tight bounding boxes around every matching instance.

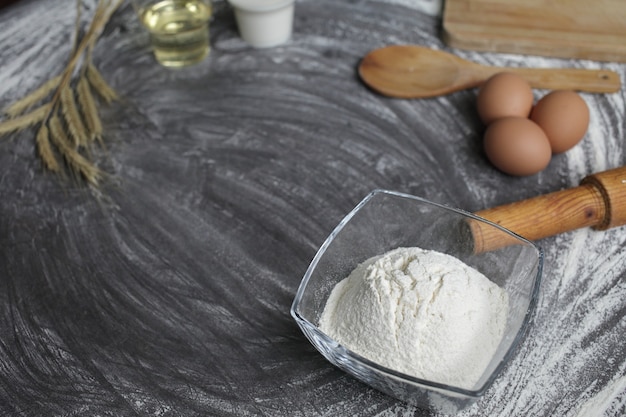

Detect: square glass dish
[290,190,543,414]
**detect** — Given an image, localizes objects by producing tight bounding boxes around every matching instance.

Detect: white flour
[319,247,509,389]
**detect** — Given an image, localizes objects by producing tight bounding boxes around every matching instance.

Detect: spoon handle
[488,66,621,93]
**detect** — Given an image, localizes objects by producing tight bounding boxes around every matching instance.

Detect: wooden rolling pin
[470,167,626,253]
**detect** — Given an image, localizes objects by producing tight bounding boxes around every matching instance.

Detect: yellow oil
[140,0,212,67]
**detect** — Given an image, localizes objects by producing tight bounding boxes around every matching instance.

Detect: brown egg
[477,72,534,125]
[530,90,590,154]
[484,117,552,176]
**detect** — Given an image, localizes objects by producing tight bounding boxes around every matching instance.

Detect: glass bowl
[290,190,543,414]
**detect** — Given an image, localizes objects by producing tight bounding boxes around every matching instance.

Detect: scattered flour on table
[319,247,509,389]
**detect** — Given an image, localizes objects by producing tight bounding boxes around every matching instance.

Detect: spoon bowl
[358,45,621,98]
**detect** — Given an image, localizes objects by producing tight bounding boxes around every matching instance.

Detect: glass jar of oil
[134,0,212,68]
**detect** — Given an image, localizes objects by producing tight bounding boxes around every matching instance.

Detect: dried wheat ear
[0,0,124,187]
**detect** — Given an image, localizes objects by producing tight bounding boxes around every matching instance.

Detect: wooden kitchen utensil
[443,0,626,63]
[358,45,621,99]
[470,166,626,253]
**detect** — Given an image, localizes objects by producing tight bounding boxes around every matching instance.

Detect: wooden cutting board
[442,0,626,63]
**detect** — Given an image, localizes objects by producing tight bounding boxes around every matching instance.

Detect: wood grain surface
[0,0,624,416]
[443,0,626,62]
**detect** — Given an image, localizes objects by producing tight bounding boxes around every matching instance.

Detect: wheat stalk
[87,64,119,103]
[49,114,102,186]
[77,76,103,143]
[4,76,62,118]
[60,85,89,147]
[0,0,124,187]
[36,124,61,173]
[0,104,52,135]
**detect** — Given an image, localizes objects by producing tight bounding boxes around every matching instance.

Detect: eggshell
[477,72,534,125]
[530,90,590,154]
[484,117,552,176]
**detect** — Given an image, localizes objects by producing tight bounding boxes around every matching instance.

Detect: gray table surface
[1,0,625,416]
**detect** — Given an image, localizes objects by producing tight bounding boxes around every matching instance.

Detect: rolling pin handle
[471,166,626,253]
[581,167,626,230]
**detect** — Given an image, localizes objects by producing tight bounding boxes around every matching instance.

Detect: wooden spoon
[358,45,621,98]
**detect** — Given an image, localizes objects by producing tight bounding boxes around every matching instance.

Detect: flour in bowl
[318,247,509,389]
